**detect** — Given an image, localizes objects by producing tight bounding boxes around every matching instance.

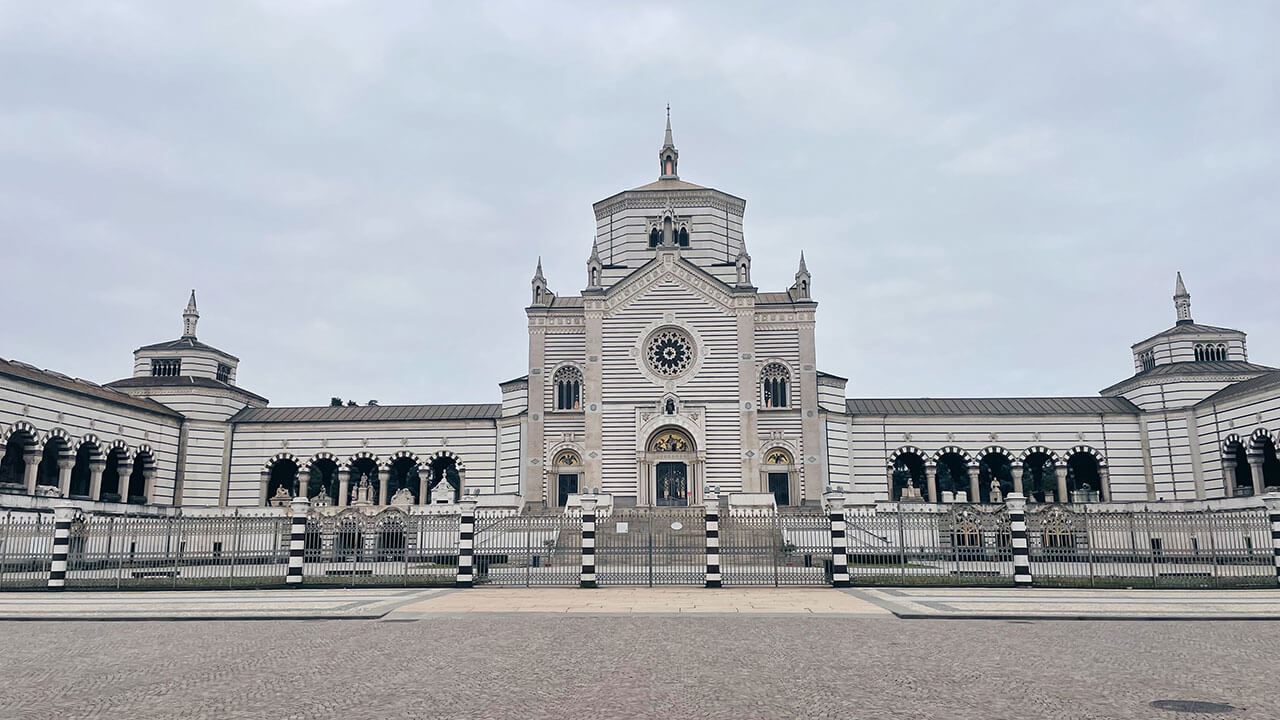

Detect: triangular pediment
[598,252,741,318]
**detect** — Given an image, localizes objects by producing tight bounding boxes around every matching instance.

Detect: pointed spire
[182,289,199,339]
[1173,271,1192,324]
[531,257,551,306]
[798,251,809,274]
[533,257,545,281]
[658,106,679,180]
[792,252,811,300]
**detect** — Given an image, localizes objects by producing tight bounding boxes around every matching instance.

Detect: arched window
[553,365,582,411]
[677,227,689,247]
[764,447,793,506]
[761,363,790,409]
[1139,351,1155,372]
[1215,343,1227,361]
[649,228,661,248]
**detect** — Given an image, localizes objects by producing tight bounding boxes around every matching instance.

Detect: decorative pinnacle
[182,289,199,339]
[1173,271,1192,324]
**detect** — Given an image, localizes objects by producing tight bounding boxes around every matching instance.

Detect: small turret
[735,248,752,288]
[182,290,199,339]
[1174,271,1192,325]
[659,105,679,180]
[531,257,552,307]
[791,252,811,300]
[586,245,603,292]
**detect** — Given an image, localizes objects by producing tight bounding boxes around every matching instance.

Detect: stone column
[142,467,156,504]
[964,464,977,504]
[826,492,850,588]
[1012,464,1024,495]
[1223,457,1238,497]
[378,468,389,506]
[579,495,597,589]
[338,468,352,507]
[1098,467,1112,502]
[258,469,270,507]
[419,470,429,505]
[455,499,477,588]
[925,466,938,503]
[286,496,309,585]
[22,447,41,495]
[1263,493,1280,588]
[48,504,76,590]
[1055,466,1069,504]
[56,457,74,498]
[1007,492,1032,588]
[88,460,106,501]
[1248,453,1267,495]
[704,497,721,588]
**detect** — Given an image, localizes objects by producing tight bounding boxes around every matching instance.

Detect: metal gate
[720,509,831,586]
[303,510,459,587]
[474,511,580,586]
[596,506,705,586]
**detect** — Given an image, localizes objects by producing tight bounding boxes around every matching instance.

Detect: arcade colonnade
[1221,429,1280,498]
[261,450,468,507]
[888,444,1114,505]
[0,421,157,503]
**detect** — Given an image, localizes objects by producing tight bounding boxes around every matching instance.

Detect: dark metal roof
[1100,361,1276,395]
[549,296,584,308]
[845,396,1140,416]
[105,376,269,404]
[1198,371,1280,406]
[756,292,795,305]
[231,403,502,424]
[135,337,239,361]
[1133,322,1243,348]
[0,357,182,418]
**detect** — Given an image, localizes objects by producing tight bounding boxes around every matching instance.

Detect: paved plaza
[2,607,1278,719]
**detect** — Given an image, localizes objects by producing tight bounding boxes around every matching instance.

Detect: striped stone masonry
[705,498,721,588]
[455,500,477,588]
[286,496,309,585]
[580,496,598,589]
[1007,492,1032,588]
[1263,492,1280,587]
[826,492,850,588]
[48,504,76,590]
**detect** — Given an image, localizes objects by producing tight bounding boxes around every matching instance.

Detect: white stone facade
[2,128,1278,511]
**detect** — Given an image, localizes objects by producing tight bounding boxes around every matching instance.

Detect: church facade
[3,121,1279,512]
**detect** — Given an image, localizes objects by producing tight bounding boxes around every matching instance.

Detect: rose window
[645,328,695,378]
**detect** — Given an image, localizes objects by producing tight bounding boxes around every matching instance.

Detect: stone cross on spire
[1173,271,1192,325]
[182,289,199,339]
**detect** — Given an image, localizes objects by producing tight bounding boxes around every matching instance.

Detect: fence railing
[1,493,1277,590]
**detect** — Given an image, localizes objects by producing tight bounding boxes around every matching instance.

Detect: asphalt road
[1,614,1276,719]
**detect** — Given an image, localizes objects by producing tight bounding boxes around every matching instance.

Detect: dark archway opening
[977,453,1014,504]
[936,453,968,500]
[388,457,420,504]
[0,434,33,487]
[1022,453,1055,503]
[70,443,97,498]
[128,451,153,503]
[265,459,299,505]
[102,448,127,501]
[428,456,461,503]
[891,453,925,501]
[306,458,339,503]
[36,439,66,488]
[1066,453,1102,502]
[349,457,379,503]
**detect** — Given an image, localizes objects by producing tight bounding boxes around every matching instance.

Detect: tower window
[151,359,181,377]
[1139,351,1155,372]
[649,228,661,248]
[216,364,232,383]
[553,365,583,411]
[761,363,791,409]
[677,227,689,247]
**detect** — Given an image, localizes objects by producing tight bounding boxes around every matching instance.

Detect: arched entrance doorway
[647,428,695,507]
[552,449,582,507]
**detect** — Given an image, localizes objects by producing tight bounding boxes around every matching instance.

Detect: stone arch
[300,451,339,473]
[301,452,340,504]
[382,450,419,472]
[931,445,974,464]
[549,443,584,507]
[2,420,39,445]
[70,433,105,498]
[1063,446,1105,502]
[263,452,299,471]
[42,426,73,449]
[1017,445,1059,465]
[888,445,928,469]
[101,441,132,501]
[1221,433,1254,497]
[263,452,301,505]
[1064,444,1107,468]
[74,433,104,454]
[36,428,73,491]
[384,451,421,503]
[425,450,464,502]
[759,360,793,409]
[1248,427,1277,453]
[341,450,379,472]
[128,445,156,503]
[976,446,1016,504]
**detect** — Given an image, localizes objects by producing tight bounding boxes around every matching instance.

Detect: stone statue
[990,479,1002,504]
[351,473,374,506]
[431,479,455,504]
[390,487,415,507]
[269,485,291,507]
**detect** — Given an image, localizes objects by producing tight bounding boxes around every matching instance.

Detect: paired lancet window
[1138,351,1155,372]
[761,363,790,409]
[1194,343,1227,362]
[554,365,583,411]
[151,359,181,377]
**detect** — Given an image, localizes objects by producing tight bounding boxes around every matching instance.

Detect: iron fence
[596,506,706,586]
[473,511,580,587]
[0,501,1274,590]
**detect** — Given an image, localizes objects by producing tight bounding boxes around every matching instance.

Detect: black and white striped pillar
[1007,492,1032,588]
[580,496,598,589]
[48,504,76,591]
[1264,493,1280,587]
[286,496,310,585]
[826,492,851,588]
[705,498,721,588]
[455,499,477,588]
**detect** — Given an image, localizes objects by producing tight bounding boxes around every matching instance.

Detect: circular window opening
[645,327,695,378]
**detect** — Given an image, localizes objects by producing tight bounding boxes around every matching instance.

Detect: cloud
[943,128,1062,177]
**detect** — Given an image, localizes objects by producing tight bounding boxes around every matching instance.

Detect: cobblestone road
[1,616,1276,719]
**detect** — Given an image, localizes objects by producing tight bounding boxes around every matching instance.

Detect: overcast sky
[2,1,1276,407]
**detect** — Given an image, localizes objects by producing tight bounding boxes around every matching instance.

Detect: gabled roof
[629,178,709,192]
[105,375,269,404]
[0,357,182,418]
[136,337,239,362]
[1133,322,1243,348]
[846,396,1140,416]
[1198,371,1280,406]
[1100,361,1276,395]
[231,403,502,424]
